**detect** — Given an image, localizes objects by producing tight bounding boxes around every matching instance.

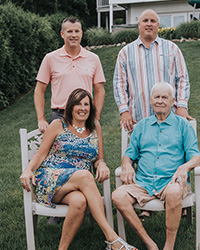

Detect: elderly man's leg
[163,184,182,250]
[112,189,158,250]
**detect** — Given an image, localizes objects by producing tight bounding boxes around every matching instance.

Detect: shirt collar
[59,45,86,58]
[137,36,160,47]
[150,110,174,126]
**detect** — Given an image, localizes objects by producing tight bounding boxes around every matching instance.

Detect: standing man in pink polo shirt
[34,17,106,133]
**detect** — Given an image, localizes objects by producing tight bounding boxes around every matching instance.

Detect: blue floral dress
[33,119,98,208]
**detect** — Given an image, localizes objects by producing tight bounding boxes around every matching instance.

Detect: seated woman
[20,88,137,250]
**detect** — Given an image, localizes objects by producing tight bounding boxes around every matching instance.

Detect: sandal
[105,237,138,250]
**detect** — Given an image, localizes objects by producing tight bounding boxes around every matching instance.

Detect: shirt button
[157,156,159,159]
[160,130,162,133]
[159,144,161,146]
[155,176,157,178]
[155,172,157,174]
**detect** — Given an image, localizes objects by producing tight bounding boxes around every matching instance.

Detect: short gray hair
[151,82,175,98]
[138,9,160,23]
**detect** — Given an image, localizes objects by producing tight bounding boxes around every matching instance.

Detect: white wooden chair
[115,120,200,250]
[20,128,114,250]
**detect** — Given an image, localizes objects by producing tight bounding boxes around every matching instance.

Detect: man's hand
[176,107,193,120]
[120,156,136,184]
[38,119,49,133]
[120,111,137,132]
[171,165,188,190]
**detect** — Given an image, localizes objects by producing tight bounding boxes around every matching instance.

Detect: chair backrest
[19,128,43,205]
[121,120,197,158]
[20,128,43,171]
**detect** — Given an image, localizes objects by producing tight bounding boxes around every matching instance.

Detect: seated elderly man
[112,82,200,250]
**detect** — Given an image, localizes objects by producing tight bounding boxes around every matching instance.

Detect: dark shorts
[49,110,64,123]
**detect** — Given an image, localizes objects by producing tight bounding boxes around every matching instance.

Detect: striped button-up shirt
[113,36,190,122]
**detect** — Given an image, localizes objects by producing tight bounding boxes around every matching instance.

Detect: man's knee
[112,189,132,209]
[165,184,182,207]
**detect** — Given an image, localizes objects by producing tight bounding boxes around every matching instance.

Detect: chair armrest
[194,165,200,176]
[115,166,123,188]
[115,166,122,177]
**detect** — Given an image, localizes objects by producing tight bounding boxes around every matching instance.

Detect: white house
[96,0,200,32]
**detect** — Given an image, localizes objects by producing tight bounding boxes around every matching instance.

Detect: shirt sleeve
[113,48,130,114]
[183,121,200,162]
[93,55,106,84]
[174,46,190,109]
[124,124,141,160]
[36,54,51,85]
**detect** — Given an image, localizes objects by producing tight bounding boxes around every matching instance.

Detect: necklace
[72,124,86,134]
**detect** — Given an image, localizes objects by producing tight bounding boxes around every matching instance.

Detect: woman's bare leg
[57,191,87,250]
[53,170,130,250]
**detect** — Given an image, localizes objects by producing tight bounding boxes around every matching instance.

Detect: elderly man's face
[138,10,159,42]
[150,85,174,118]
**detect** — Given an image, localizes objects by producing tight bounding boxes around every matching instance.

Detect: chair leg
[33,215,38,233]
[186,207,193,225]
[117,209,126,241]
[25,213,36,250]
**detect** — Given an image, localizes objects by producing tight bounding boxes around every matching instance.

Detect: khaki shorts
[117,182,190,207]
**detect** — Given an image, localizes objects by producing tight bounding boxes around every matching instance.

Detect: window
[173,15,185,27]
[160,14,186,28]
[160,15,171,28]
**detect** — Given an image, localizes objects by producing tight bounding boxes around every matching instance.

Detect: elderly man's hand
[120,163,136,184]
[171,165,188,190]
[176,107,193,121]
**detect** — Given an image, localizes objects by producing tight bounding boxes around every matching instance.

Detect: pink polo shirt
[36,46,106,109]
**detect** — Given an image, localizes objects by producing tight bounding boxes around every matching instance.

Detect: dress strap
[60,118,67,129]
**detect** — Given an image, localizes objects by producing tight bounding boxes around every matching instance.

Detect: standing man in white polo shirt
[34,17,105,133]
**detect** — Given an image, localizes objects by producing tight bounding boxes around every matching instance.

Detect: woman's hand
[20,168,36,192]
[95,161,110,183]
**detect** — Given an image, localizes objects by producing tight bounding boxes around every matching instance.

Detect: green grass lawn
[0,41,200,250]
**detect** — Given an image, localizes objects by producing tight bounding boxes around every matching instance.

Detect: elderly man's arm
[120,156,136,184]
[171,155,200,189]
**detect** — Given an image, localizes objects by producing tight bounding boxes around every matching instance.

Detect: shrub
[0,3,59,108]
[175,20,200,39]
[112,29,139,44]
[85,27,113,46]
[158,27,176,40]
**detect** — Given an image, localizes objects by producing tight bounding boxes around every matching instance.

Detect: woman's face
[72,96,90,124]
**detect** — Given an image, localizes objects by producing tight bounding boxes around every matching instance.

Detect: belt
[52,108,64,114]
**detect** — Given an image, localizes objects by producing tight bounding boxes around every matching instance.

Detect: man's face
[61,21,83,49]
[150,85,174,118]
[138,10,159,42]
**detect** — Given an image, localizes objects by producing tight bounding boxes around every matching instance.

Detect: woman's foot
[105,237,138,250]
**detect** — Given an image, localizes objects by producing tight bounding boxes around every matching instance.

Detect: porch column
[109,3,113,32]
[126,8,128,24]
[98,11,101,28]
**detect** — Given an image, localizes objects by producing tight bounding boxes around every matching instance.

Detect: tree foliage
[0,3,59,109]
